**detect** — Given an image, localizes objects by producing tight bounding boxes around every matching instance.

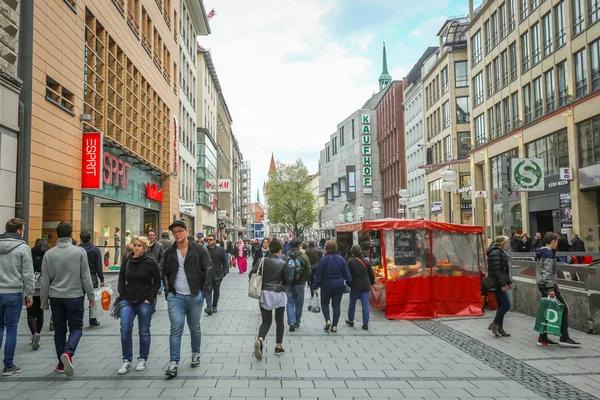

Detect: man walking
[223,234,233,271]
[162,221,212,378]
[147,230,164,264]
[535,232,581,348]
[0,218,34,376]
[285,239,311,332]
[306,241,323,298]
[157,231,172,295]
[204,234,227,315]
[41,222,95,377]
[79,231,104,327]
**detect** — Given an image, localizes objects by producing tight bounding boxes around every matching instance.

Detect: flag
[207,8,216,20]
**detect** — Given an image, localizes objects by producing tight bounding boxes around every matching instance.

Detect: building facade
[231,138,244,239]
[177,0,210,233]
[241,160,251,238]
[404,47,438,219]
[216,91,233,238]
[467,0,600,249]
[0,0,21,224]
[424,18,473,225]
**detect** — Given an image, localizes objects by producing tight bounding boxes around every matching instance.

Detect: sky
[202,0,468,202]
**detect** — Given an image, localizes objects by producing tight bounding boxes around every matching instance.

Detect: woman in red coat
[236,239,248,273]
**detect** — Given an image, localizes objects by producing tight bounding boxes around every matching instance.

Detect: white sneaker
[191,352,200,367]
[117,361,132,375]
[135,359,147,372]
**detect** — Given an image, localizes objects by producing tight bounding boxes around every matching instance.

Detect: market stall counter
[336,219,486,320]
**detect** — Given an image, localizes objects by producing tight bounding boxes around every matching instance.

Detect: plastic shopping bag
[308,295,320,313]
[101,285,113,311]
[90,288,103,319]
[534,296,564,336]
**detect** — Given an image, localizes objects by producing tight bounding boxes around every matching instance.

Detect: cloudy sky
[202,0,468,202]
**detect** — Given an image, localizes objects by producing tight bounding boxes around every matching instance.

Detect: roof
[268,154,276,175]
[197,45,222,93]
[405,47,438,86]
[362,84,392,109]
[335,218,484,234]
[218,91,233,124]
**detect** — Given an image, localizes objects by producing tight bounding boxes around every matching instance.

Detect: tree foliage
[266,159,317,238]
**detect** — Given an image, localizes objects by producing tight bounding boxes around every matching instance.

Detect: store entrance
[42,183,73,247]
[533,210,559,235]
[144,210,159,235]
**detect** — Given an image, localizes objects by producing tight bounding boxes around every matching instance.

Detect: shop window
[460,175,472,201]
[526,129,568,175]
[578,116,600,167]
[46,76,75,115]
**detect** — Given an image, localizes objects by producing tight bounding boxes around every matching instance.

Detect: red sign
[146,182,163,202]
[173,116,178,174]
[81,132,103,189]
[103,152,131,189]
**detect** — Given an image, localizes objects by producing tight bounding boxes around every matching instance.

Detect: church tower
[378,41,392,90]
[268,153,277,180]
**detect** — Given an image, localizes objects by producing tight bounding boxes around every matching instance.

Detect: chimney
[469,0,474,21]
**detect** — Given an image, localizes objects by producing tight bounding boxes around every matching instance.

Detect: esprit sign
[103,152,131,189]
[81,132,103,189]
[362,114,372,188]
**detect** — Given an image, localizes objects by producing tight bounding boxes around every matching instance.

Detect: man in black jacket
[204,234,227,315]
[285,239,311,332]
[79,231,104,327]
[162,221,213,378]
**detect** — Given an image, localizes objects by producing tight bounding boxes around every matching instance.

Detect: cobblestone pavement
[1,269,598,399]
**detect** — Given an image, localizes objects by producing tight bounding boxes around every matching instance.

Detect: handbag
[248,257,264,299]
[481,276,497,292]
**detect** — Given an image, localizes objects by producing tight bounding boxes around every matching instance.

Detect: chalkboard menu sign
[394,229,416,265]
[369,230,381,266]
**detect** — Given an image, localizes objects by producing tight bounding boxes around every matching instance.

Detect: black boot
[89,318,100,327]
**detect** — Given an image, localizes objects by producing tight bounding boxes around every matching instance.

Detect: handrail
[510,258,600,290]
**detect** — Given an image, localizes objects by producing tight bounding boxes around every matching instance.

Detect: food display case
[336,219,486,320]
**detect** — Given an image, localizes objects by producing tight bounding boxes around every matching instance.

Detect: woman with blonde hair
[117,236,161,375]
[486,235,513,337]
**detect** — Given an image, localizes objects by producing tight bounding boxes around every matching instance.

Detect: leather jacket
[249,254,290,292]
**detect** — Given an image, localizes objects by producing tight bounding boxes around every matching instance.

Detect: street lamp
[398,189,411,219]
[371,200,381,219]
[356,206,365,221]
[441,169,458,223]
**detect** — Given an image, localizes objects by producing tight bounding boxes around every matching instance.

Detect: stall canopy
[337,219,486,320]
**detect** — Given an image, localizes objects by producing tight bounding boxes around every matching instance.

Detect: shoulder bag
[248,257,265,299]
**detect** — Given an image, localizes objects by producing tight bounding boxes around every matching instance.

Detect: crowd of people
[509,231,586,261]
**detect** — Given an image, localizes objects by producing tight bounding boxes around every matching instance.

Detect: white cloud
[352,32,375,51]
[390,66,410,80]
[409,15,448,38]
[203,0,377,196]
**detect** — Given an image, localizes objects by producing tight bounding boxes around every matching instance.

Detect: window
[521,32,530,72]
[326,188,332,203]
[555,1,566,48]
[475,114,486,146]
[496,103,503,137]
[127,0,140,36]
[578,116,600,167]
[493,57,501,92]
[491,12,498,47]
[441,67,449,93]
[332,136,338,155]
[46,76,75,115]
[520,0,528,21]
[534,77,543,119]
[486,63,493,98]
[557,60,569,106]
[444,136,452,161]
[527,129,569,175]
[531,23,540,65]
[509,42,517,81]
[332,183,340,198]
[443,101,450,129]
[474,72,484,106]
[347,170,356,193]
[508,0,516,31]
[501,51,509,87]
[523,84,532,123]
[455,61,468,87]
[456,97,470,123]
[574,49,588,98]
[488,107,495,140]
[472,31,482,66]
[503,97,511,133]
[351,118,355,139]
[512,91,520,129]
[545,69,556,112]
[429,180,442,203]
[499,3,507,39]
[531,0,539,10]
[484,20,491,54]
[591,0,600,24]
[591,40,600,91]
[326,146,330,162]
[542,13,553,57]
[457,132,471,159]
[340,126,345,146]
[573,0,585,35]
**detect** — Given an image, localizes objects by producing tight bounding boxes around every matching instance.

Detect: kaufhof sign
[81,132,103,189]
[362,114,372,188]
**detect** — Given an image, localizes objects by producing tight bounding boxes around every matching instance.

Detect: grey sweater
[0,233,35,297]
[41,237,95,308]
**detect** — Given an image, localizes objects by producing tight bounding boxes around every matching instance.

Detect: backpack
[286,254,302,282]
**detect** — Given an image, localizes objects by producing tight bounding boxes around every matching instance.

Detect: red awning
[336,218,484,234]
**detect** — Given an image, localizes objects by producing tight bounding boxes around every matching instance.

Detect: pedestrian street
[1,272,599,400]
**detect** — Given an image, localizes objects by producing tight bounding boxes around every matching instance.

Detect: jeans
[114,246,120,265]
[120,300,155,361]
[286,284,305,325]
[259,306,285,344]
[493,289,511,326]
[167,292,203,363]
[50,296,84,368]
[26,295,44,334]
[205,279,221,308]
[225,253,231,269]
[320,286,344,326]
[538,285,570,338]
[0,293,23,368]
[348,291,370,325]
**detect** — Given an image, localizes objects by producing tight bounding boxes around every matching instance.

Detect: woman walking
[345,245,375,330]
[253,238,270,268]
[313,240,352,333]
[29,239,49,350]
[486,235,513,337]
[249,238,289,361]
[117,236,161,375]
[236,239,248,274]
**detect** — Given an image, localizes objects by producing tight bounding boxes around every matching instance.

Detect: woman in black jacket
[345,245,375,330]
[28,239,49,350]
[249,238,289,361]
[117,236,161,375]
[252,238,270,268]
[486,235,513,337]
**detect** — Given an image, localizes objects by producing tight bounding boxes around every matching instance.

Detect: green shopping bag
[534,297,564,336]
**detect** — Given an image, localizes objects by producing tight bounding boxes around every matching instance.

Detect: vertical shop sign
[173,116,179,175]
[559,193,572,228]
[81,132,103,189]
[362,114,372,188]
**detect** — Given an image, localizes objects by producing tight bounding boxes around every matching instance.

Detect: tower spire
[268,153,277,178]
[378,41,392,90]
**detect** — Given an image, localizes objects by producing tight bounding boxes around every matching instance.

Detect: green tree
[266,159,317,238]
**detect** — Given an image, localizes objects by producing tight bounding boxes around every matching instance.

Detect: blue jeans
[348,291,371,325]
[320,286,344,326]
[493,289,511,326]
[120,300,155,361]
[286,284,305,325]
[167,292,203,363]
[0,293,23,368]
[50,296,84,367]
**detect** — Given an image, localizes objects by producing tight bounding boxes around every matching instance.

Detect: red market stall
[336,219,486,320]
